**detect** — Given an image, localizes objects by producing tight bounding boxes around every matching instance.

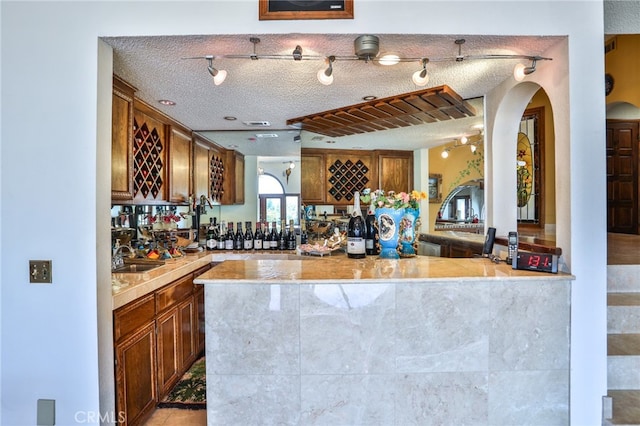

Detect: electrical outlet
[29,260,52,284]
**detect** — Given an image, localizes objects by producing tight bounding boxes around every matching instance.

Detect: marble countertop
[112,250,572,309]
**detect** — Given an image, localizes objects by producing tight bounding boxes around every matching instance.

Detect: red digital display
[515,252,558,273]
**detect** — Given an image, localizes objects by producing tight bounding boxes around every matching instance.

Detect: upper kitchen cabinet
[192,136,243,205]
[168,124,192,204]
[375,150,414,195]
[132,101,168,203]
[111,76,136,201]
[222,150,244,205]
[301,150,326,204]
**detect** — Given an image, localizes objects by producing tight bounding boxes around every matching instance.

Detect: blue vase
[375,207,404,259]
[400,208,420,257]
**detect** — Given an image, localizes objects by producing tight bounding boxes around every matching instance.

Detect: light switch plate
[30,260,52,284]
[37,398,55,425]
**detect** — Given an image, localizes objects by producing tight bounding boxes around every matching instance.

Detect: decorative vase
[399,207,420,257]
[374,207,404,259]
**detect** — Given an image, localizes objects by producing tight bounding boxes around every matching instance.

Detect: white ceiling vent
[255,133,279,138]
[243,120,271,127]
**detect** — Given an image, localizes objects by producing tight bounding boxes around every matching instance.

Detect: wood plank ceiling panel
[286,85,476,137]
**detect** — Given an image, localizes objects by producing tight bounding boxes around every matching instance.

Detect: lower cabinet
[113,263,212,426]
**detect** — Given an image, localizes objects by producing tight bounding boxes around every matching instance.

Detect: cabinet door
[234,151,245,204]
[168,127,192,204]
[376,151,413,194]
[111,77,135,201]
[194,285,205,355]
[301,152,326,204]
[132,107,167,202]
[222,150,244,205]
[178,296,197,370]
[193,140,211,200]
[324,151,374,205]
[114,322,157,426]
[156,308,179,397]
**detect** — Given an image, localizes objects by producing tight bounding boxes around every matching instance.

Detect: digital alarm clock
[512,251,558,273]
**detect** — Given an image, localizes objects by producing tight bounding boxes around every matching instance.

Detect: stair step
[607,390,640,425]
[609,303,640,334]
[609,294,640,307]
[608,265,640,293]
[609,334,640,356]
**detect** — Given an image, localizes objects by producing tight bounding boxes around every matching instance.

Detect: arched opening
[258,173,300,227]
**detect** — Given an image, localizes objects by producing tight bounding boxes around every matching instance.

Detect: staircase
[606,264,640,425]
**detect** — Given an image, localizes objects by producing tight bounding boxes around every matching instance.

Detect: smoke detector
[354,35,380,61]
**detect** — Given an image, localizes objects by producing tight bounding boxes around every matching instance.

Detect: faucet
[112,242,134,271]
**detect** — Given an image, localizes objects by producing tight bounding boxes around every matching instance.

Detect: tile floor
[142,233,640,426]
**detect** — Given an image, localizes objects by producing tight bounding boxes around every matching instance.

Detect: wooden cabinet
[192,138,243,205]
[301,151,326,204]
[114,294,157,426]
[111,76,136,201]
[301,148,413,205]
[114,266,209,426]
[168,125,193,204]
[193,138,212,201]
[222,150,244,205]
[375,150,413,195]
[132,102,167,203]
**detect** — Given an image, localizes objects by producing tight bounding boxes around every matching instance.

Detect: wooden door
[607,121,639,234]
[156,308,179,397]
[168,127,192,203]
[301,151,326,204]
[178,296,197,370]
[111,77,135,201]
[376,150,413,194]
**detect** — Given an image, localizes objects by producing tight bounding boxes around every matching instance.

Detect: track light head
[412,58,429,86]
[292,45,303,61]
[441,148,450,159]
[513,58,538,81]
[207,57,227,85]
[317,56,335,85]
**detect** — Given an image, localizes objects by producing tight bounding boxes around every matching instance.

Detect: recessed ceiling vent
[243,120,271,127]
[354,35,380,60]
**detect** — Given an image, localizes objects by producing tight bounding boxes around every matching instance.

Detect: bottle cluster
[205,218,306,251]
[347,191,379,258]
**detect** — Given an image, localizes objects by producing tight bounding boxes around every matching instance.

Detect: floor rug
[158,356,206,410]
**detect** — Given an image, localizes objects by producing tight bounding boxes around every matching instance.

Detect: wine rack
[210,154,225,203]
[133,118,164,199]
[327,159,369,201]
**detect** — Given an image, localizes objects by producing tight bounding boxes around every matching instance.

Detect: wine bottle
[206,217,216,251]
[253,221,263,250]
[270,221,278,250]
[225,222,234,250]
[365,201,379,255]
[234,222,244,250]
[244,221,253,250]
[300,219,308,245]
[287,219,297,250]
[262,222,271,251]
[347,191,366,258]
[278,219,287,250]
[217,221,226,250]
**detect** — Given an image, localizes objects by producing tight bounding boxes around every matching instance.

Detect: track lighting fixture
[441,148,450,159]
[513,58,538,81]
[186,37,551,87]
[317,56,335,85]
[206,57,227,85]
[412,58,429,86]
[470,144,477,153]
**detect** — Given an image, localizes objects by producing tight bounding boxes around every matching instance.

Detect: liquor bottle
[287,219,297,250]
[224,222,234,250]
[365,201,379,255]
[217,221,226,250]
[206,217,217,251]
[347,191,366,259]
[262,222,271,250]
[270,221,279,250]
[253,221,263,250]
[300,219,308,245]
[234,222,244,250]
[244,221,253,250]
[278,219,287,250]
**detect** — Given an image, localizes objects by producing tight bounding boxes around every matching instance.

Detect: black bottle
[244,221,253,250]
[365,202,379,255]
[206,217,217,251]
[269,221,278,250]
[278,219,287,250]
[263,222,271,250]
[347,191,366,259]
[234,222,244,250]
[225,222,234,250]
[287,219,297,250]
[253,221,263,250]
[300,219,308,245]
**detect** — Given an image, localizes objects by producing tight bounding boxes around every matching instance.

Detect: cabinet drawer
[113,294,155,343]
[155,275,193,313]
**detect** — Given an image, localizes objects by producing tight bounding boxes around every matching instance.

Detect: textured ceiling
[103,33,563,158]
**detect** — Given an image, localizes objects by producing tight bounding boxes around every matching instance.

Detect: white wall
[0,1,609,425]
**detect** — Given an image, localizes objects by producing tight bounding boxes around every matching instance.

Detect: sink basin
[112,263,162,273]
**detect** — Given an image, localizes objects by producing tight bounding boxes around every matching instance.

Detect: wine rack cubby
[133,118,164,199]
[210,154,225,203]
[327,159,370,202]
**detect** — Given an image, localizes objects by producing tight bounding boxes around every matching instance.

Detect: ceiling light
[470,144,477,153]
[362,95,377,101]
[158,99,175,106]
[378,53,400,66]
[289,161,296,169]
[354,35,380,61]
[514,58,538,81]
[223,116,237,121]
[292,45,303,61]
[206,57,227,85]
[317,56,335,85]
[412,58,429,86]
[460,136,468,144]
[441,148,450,159]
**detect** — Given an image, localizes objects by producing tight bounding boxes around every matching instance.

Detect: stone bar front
[195,256,572,425]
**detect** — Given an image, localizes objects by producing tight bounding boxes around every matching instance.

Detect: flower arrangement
[360,189,427,209]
